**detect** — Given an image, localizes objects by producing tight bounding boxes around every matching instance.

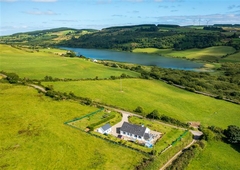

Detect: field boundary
[64,108,151,156]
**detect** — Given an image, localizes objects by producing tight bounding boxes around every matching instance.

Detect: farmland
[0,83,145,169]
[187,141,240,170]
[42,79,240,128]
[132,46,237,62]
[0,44,140,79]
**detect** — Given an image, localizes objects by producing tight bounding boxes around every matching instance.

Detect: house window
[138,136,141,139]
[123,131,126,134]
[135,135,137,138]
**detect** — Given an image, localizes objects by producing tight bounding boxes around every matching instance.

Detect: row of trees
[134,106,189,128]
[200,125,240,144]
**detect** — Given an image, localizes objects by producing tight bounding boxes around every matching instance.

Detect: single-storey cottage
[120,122,152,142]
[97,123,111,134]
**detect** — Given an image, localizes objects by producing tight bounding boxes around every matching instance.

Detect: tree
[146,109,160,119]
[134,106,144,113]
[224,125,240,144]
[6,73,19,84]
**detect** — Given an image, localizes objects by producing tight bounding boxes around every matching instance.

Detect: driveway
[111,111,129,137]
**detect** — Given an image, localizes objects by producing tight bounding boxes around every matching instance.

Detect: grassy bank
[42,79,240,128]
[0,83,145,169]
[0,44,140,79]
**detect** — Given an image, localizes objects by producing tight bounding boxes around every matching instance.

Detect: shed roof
[101,123,111,132]
[121,122,146,137]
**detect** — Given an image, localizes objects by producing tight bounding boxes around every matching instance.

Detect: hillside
[1,25,240,52]
[0,27,97,46]
[58,24,240,51]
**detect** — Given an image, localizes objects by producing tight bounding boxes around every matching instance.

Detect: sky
[0,0,240,35]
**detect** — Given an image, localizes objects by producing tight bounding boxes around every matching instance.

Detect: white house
[120,122,152,142]
[97,123,111,134]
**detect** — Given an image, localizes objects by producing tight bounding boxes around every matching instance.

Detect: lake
[61,47,203,70]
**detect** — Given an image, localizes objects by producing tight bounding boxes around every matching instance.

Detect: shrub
[134,106,144,114]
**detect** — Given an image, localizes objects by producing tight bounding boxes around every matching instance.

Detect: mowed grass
[0,83,145,169]
[132,46,236,61]
[0,44,140,79]
[43,79,240,128]
[187,141,240,170]
[129,116,185,151]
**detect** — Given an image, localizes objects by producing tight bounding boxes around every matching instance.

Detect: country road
[28,84,46,93]
[159,139,196,170]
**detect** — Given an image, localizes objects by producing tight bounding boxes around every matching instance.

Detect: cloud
[53,19,78,22]
[0,0,18,2]
[23,10,58,15]
[159,5,168,8]
[96,0,112,4]
[31,0,57,2]
[154,13,240,25]
[228,4,240,10]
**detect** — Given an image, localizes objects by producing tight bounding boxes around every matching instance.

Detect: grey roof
[101,123,111,131]
[144,133,150,140]
[121,122,146,137]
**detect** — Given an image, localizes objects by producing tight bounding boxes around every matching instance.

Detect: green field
[0,44,140,79]
[187,141,240,170]
[42,79,240,128]
[223,51,240,62]
[132,46,236,61]
[0,83,145,169]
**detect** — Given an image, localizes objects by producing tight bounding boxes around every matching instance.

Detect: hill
[0,27,97,46]
[0,44,139,80]
[58,24,240,51]
[0,83,145,169]
[42,79,240,128]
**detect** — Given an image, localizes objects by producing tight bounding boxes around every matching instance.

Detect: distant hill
[59,24,240,51]
[0,27,98,46]
[1,24,240,51]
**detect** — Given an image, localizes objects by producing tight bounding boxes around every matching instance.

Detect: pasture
[187,141,240,170]
[0,44,140,79]
[223,51,240,62]
[132,46,236,61]
[42,79,240,128]
[0,83,145,169]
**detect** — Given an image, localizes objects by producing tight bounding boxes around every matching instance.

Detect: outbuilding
[97,123,112,134]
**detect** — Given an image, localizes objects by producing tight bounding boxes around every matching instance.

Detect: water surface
[61,47,203,70]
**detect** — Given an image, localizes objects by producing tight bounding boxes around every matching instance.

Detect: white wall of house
[120,130,144,140]
[98,128,111,134]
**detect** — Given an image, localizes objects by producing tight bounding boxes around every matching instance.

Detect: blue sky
[0,0,240,35]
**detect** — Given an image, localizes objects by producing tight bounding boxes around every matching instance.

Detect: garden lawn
[72,111,122,130]
[133,46,236,61]
[129,116,185,151]
[43,79,240,128]
[0,83,145,170]
[187,141,240,170]
[0,44,140,79]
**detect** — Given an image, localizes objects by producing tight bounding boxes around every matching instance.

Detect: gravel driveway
[111,112,129,137]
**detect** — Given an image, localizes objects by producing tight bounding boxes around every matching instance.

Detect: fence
[64,108,151,157]
[64,108,104,124]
